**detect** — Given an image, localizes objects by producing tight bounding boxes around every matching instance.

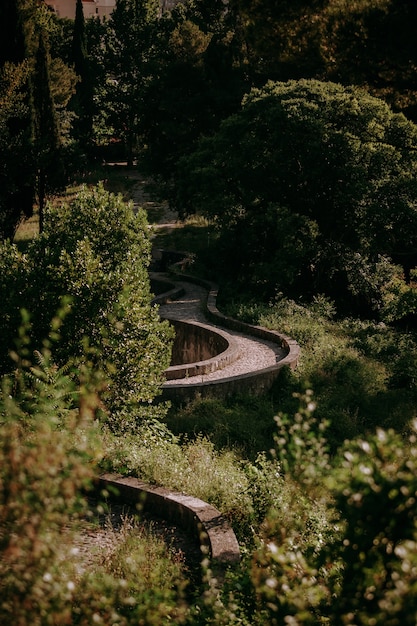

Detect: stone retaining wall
[98,473,241,572]
[159,270,300,404]
[167,319,241,379]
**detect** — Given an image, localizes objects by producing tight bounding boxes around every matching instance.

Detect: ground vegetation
[1,0,417,623]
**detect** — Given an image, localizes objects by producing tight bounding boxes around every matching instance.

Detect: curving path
[157,277,288,384]
[93,165,301,576]
[150,267,299,404]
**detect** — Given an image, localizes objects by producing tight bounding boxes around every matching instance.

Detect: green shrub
[0,320,191,626]
[323,425,417,625]
[0,184,174,424]
[0,329,101,624]
[243,396,417,626]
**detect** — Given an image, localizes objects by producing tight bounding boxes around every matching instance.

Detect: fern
[26,350,77,419]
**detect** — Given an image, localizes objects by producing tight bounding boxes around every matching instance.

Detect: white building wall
[45,0,116,20]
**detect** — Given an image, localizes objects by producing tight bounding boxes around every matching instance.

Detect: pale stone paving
[158,279,287,385]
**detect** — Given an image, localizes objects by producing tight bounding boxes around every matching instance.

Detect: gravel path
[158,278,287,385]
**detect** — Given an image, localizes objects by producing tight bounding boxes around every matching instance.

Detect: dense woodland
[2,0,417,624]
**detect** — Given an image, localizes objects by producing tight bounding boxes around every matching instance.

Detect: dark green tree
[234,0,329,82]
[138,0,249,204]
[70,0,94,148]
[0,0,35,240]
[322,0,417,120]
[31,30,64,232]
[178,79,417,316]
[104,0,159,165]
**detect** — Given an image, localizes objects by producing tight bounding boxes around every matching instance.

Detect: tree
[104,0,160,165]
[31,30,64,232]
[69,0,94,149]
[138,1,249,203]
[0,63,35,240]
[0,184,173,425]
[235,0,329,82]
[177,79,417,316]
[321,0,417,120]
[0,0,35,240]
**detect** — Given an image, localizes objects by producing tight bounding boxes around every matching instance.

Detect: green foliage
[223,291,417,444]
[323,425,417,624]
[0,318,192,625]
[322,0,417,116]
[177,79,417,317]
[0,320,102,625]
[0,184,173,423]
[273,390,330,487]
[237,0,328,82]
[103,0,160,164]
[243,397,417,625]
[0,61,34,240]
[137,1,248,203]
[0,240,28,360]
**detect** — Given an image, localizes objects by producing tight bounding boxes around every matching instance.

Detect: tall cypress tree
[70,0,94,149]
[32,29,63,233]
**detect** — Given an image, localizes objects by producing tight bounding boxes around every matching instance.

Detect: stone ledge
[98,473,241,568]
[165,319,241,379]
[157,269,300,401]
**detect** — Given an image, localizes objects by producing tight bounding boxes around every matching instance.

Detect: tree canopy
[177,79,417,316]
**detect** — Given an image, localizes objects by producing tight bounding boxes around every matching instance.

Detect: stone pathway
[114,165,289,386]
[157,278,287,385]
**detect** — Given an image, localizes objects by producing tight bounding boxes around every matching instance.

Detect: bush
[0,324,101,625]
[245,398,417,625]
[0,184,174,424]
[324,425,417,625]
[178,79,417,315]
[0,319,190,626]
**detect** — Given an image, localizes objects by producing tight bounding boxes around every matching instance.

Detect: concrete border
[98,473,241,568]
[158,270,300,402]
[165,319,241,379]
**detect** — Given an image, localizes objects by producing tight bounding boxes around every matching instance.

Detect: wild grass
[166,394,277,460]
[221,292,417,445]
[101,427,258,541]
[81,513,187,591]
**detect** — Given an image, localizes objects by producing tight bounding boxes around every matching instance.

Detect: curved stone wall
[159,272,300,403]
[170,319,229,365]
[98,473,240,570]
[166,319,241,379]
